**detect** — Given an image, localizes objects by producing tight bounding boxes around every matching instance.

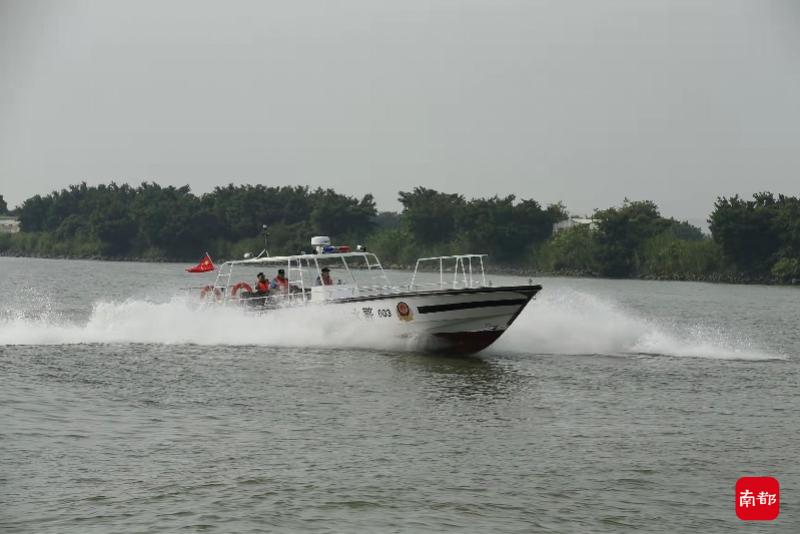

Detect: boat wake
[491,288,784,361]
[0,296,413,351]
[0,289,784,360]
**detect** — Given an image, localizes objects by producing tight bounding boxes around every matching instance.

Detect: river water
[1,256,798,532]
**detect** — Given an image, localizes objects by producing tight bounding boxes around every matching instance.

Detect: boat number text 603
[362,307,392,318]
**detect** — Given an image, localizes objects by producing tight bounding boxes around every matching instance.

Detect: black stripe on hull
[332,284,542,305]
[417,298,528,314]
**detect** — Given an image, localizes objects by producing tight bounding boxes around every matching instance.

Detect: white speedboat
[202,236,540,354]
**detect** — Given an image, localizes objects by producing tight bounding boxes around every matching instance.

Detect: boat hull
[338,285,541,354]
[429,330,505,354]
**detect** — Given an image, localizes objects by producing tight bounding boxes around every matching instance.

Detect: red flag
[186,252,215,273]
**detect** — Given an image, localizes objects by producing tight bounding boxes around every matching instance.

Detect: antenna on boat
[257,224,270,258]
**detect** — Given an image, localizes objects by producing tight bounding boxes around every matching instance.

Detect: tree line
[2,183,376,260]
[1,183,798,284]
[534,194,799,283]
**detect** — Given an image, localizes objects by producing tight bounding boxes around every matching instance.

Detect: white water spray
[0,288,784,360]
[0,296,411,350]
[491,288,783,360]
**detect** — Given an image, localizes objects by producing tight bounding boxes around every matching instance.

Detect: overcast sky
[1,0,799,224]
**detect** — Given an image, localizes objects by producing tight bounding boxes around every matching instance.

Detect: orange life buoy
[200,285,223,301]
[231,281,253,297]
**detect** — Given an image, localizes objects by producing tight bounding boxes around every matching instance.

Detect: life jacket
[273,276,289,292]
[321,274,333,286]
[256,280,270,294]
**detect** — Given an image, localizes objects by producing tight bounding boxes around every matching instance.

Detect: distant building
[552,217,596,234]
[0,216,20,234]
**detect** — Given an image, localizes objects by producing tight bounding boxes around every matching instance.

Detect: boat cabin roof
[224,251,378,266]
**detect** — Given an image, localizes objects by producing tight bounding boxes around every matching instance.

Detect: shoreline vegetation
[1,184,798,286]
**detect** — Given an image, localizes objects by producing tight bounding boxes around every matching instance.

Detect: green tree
[639,233,722,279]
[773,195,800,260]
[665,219,704,241]
[709,193,783,273]
[536,225,600,273]
[771,257,800,283]
[456,196,560,263]
[594,199,668,277]
[309,189,376,239]
[18,194,48,231]
[374,211,401,230]
[398,187,465,245]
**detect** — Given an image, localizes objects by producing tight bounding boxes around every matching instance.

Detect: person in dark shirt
[315,266,334,286]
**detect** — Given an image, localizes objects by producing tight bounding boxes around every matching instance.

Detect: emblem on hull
[397,301,413,321]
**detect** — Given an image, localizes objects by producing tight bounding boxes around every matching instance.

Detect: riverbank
[494,267,798,286]
[0,250,178,264]
[4,250,796,286]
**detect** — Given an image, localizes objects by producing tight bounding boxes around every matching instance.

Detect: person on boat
[255,272,270,295]
[271,269,290,294]
[315,266,334,286]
